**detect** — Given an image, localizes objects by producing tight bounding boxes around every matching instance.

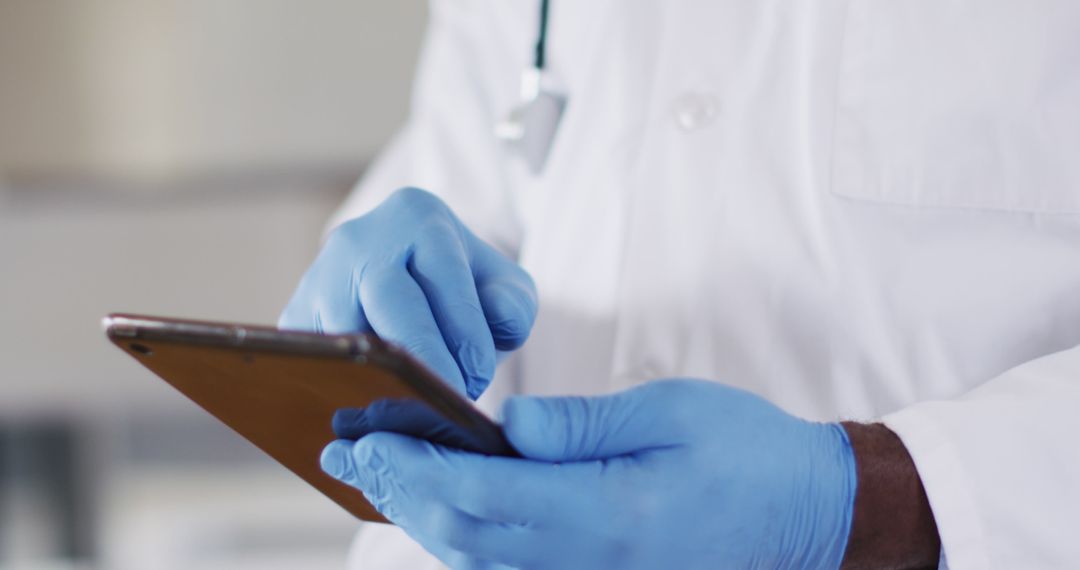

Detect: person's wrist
[840,422,941,569]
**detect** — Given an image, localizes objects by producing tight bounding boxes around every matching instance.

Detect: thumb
[500,385,679,462]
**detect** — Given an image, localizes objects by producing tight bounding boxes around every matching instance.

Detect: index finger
[359,263,467,394]
[410,231,496,399]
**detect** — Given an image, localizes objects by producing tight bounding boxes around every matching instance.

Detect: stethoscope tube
[494,0,564,174]
[535,0,550,70]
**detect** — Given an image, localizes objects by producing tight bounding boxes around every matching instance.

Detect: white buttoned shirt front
[332,1,1080,568]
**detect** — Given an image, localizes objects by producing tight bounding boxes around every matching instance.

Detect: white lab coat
[334,1,1080,568]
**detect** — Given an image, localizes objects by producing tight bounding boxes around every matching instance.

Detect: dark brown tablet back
[104,313,513,523]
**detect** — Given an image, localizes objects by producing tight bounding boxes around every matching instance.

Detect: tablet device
[103,313,516,523]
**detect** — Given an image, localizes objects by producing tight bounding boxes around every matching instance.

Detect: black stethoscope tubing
[535,0,550,71]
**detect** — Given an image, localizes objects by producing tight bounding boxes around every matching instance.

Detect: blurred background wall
[0,1,427,568]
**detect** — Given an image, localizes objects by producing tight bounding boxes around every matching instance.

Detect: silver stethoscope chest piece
[494,0,566,174]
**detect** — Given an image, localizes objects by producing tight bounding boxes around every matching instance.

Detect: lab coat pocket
[832,0,1080,213]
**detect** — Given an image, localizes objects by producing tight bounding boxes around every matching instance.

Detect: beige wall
[0,1,429,412]
[0,5,428,566]
[0,0,426,180]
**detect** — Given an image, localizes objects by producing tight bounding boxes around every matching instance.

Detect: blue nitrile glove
[279,187,537,399]
[321,379,858,570]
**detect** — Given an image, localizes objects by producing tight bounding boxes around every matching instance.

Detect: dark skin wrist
[840,422,942,570]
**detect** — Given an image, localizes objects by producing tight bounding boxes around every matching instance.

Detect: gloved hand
[279,187,537,399]
[321,379,857,569]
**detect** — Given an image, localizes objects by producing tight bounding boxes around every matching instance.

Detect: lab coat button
[672,91,720,131]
